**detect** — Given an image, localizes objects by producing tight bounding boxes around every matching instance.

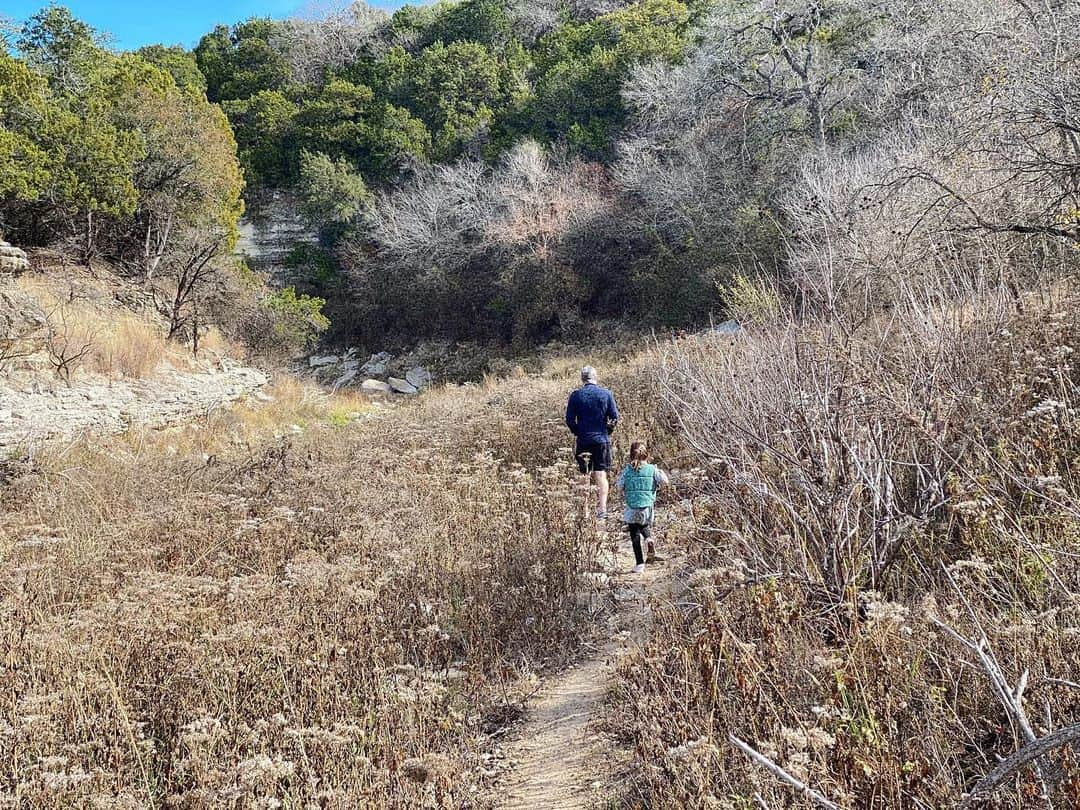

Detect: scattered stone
[360,379,393,396]
[388,377,418,395]
[341,359,361,372]
[406,366,433,389]
[309,355,339,368]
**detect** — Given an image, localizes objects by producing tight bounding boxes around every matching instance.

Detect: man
[565,365,619,519]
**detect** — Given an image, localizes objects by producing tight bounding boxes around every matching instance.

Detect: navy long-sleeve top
[565,383,619,444]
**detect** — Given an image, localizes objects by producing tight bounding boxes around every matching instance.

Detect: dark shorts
[575,440,612,474]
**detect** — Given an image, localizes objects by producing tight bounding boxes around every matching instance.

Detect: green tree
[136,44,208,96]
[223,90,299,186]
[293,78,431,183]
[194,19,289,102]
[297,150,371,229]
[390,0,512,49]
[108,53,244,277]
[526,0,691,157]
[398,40,504,160]
[16,5,104,93]
[0,54,52,206]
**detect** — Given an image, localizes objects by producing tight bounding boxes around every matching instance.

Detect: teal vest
[624,464,658,508]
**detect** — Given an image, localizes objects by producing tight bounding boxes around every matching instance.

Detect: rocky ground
[0,359,268,453]
[0,239,270,454]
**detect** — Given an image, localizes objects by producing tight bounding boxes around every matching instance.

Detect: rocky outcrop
[0,288,46,347]
[0,240,44,352]
[234,192,318,285]
[0,361,268,452]
[0,240,29,275]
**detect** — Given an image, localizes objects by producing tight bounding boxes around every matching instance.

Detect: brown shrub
[606,279,1080,806]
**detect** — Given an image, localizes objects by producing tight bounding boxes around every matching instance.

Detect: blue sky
[3,1,414,50]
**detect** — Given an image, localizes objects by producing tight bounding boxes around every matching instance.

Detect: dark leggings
[628,523,652,565]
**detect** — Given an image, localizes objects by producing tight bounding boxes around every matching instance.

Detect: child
[616,441,670,574]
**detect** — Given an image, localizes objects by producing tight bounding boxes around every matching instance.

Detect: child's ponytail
[629,441,648,471]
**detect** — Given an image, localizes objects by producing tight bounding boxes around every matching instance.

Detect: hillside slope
[0,245,268,454]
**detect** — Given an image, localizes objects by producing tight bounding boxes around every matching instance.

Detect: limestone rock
[0,240,29,275]
[388,377,418,395]
[405,366,433,389]
[360,379,393,395]
[713,319,743,337]
[0,288,46,344]
[309,355,339,368]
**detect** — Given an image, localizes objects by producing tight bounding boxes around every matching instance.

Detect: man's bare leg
[593,470,609,517]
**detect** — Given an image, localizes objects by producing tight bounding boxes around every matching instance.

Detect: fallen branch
[959,723,1080,809]
[729,734,841,810]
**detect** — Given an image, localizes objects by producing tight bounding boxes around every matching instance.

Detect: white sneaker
[632,563,646,574]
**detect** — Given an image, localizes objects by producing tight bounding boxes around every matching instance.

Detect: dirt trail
[498,525,681,809]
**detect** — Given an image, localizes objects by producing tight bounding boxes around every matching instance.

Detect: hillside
[3,0,1080,807]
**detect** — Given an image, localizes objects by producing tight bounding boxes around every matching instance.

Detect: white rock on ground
[0,362,268,452]
[360,379,393,395]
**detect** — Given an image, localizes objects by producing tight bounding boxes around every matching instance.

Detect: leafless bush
[660,277,1079,595]
[355,141,611,341]
[44,305,97,386]
[274,1,390,84]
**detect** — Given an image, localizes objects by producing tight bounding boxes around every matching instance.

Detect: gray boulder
[309,355,339,368]
[388,377,418,395]
[405,366,433,389]
[713,319,743,337]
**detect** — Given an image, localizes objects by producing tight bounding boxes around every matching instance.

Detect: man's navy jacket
[565,383,620,445]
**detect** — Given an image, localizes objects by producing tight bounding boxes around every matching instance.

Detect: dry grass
[14,275,171,382]
[90,314,168,378]
[605,280,1080,807]
[0,354,665,807]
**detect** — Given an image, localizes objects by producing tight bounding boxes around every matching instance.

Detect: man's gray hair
[581,365,598,383]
